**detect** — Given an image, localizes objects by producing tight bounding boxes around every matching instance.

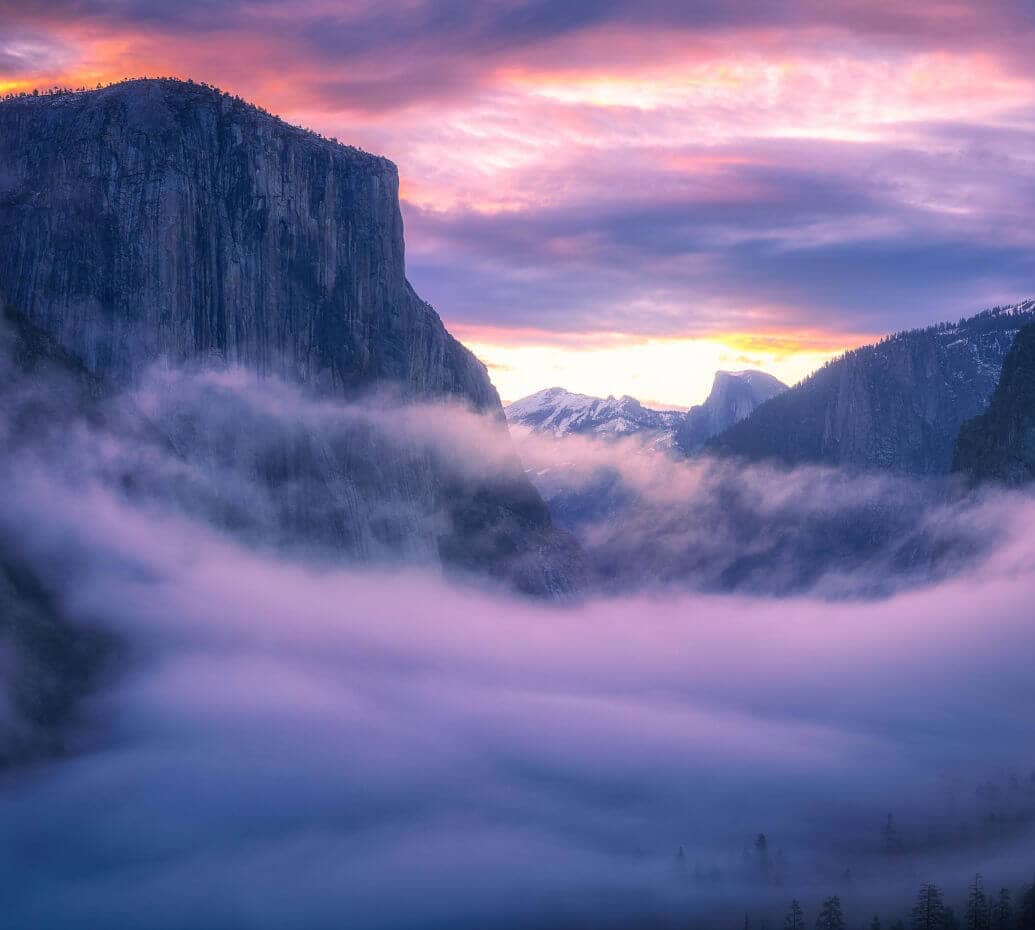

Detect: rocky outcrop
[953,323,1035,486]
[0,80,584,597]
[0,79,494,405]
[709,302,1035,475]
[676,370,786,454]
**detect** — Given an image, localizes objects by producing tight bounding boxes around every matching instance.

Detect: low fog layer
[2,362,1035,928]
[513,423,1033,597]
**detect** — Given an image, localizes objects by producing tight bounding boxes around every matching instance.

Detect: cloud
[507,425,1025,597]
[5,1,1035,357]
[2,359,1035,927]
[4,451,1035,927]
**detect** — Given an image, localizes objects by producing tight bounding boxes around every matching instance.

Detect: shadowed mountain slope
[953,323,1035,486]
[709,302,1035,475]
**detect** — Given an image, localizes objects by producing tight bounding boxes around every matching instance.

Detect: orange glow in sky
[3,3,1034,404]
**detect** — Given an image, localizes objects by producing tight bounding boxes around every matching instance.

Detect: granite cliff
[0,80,584,603]
[0,78,494,403]
[676,370,786,454]
[0,79,591,762]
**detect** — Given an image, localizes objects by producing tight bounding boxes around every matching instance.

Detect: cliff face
[676,370,787,455]
[953,323,1035,486]
[0,79,494,406]
[709,302,1035,475]
[0,80,583,600]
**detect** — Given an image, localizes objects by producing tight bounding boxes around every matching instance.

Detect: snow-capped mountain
[505,388,684,446]
[676,370,788,454]
[506,371,786,453]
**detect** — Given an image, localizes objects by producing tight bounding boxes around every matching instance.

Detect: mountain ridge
[506,369,785,451]
[505,387,684,447]
[709,300,1035,474]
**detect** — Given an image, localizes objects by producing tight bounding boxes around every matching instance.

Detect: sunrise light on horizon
[4,1,1035,404]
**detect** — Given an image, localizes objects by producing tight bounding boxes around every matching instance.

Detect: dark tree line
[673,773,1035,903]
[746,874,1035,930]
[0,77,352,146]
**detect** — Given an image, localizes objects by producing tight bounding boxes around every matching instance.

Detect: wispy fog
[2,362,1035,928]
[509,425,1023,598]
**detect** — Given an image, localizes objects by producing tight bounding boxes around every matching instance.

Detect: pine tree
[870,917,882,930]
[990,888,1011,930]
[673,845,688,879]
[882,813,901,854]
[965,874,990,930]
[784,899,805,930]
[815,896,846,930]
[1019,878,1035,930]
[755,833,771,880]
[910,883,946,930]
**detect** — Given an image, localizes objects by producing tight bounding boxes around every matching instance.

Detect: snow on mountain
[505,388,684,444]
[506,370,787,453]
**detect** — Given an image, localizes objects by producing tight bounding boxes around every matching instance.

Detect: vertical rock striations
[0,79,583,597]
[0,79,494,404]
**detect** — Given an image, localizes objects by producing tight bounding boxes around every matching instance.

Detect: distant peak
[990,298,1035,316]
[708,368,787,396]
[506,387,676,414]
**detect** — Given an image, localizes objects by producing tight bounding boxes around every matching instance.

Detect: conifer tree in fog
[784,899,805,930]
[870,917,882,930]
[965,874,990,930]
[911,883,946,930]
[1019,878,1035,930]
[815,896,846,930]
[755,833,771,881]
[990,888,1011,930]
[883,814,902,854]
[673,845,687,879]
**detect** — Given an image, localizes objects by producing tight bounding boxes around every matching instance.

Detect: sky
[3,1,1035,405]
